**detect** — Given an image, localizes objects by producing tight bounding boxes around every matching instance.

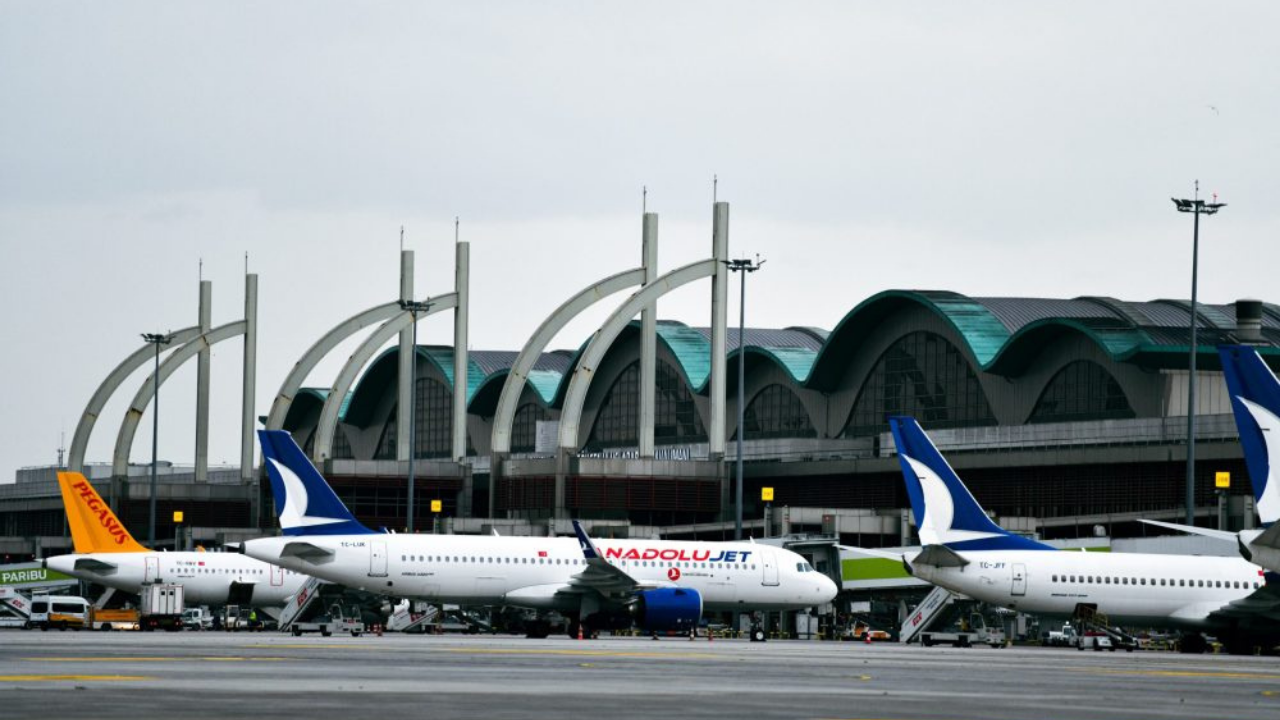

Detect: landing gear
[525,620,551,639]
[750,626,767,642]
[1179,633,1208,654]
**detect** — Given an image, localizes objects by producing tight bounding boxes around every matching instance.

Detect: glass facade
[1029,360,1134,423]
[332,426,354,459]
[370,378,473,460]
[512,403,550,453]
[842,331,995,437]
[737,384,816,440]
[374,408,397,460]
[586,360,707,449]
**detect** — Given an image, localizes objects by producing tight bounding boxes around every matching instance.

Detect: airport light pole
[724,256,765,541]
[400,299,433,533]
[141,332,175,546]
[1172,185,1225,526]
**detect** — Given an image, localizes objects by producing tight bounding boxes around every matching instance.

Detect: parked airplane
[1141,345,1280,573]
[874,416,1280,654]
[43,472,311,608]
[240,430,838,638]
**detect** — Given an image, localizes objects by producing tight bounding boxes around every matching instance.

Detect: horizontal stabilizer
[1139,518,1237,542]
[1254,523,1280,551]
[913,544,970,568]
[836,545,904,561]
[280,541,336,561]
[73,557,118,573]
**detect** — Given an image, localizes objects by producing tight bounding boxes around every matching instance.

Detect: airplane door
[761,550,780,586]
[1011,563,1027,597]
[369,541,388,577]
[145,556,160,583]
[270,565,284,587]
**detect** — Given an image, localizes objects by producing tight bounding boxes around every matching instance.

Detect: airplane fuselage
[914,549,1265,629]
[45,551,309,607]
[244,535,836,612]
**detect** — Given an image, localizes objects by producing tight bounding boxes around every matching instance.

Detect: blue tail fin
[1218,346,1280,525]
[258,430,374,536]
[888,417,1052,551]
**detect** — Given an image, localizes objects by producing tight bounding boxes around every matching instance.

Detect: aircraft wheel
[751,628,767,642]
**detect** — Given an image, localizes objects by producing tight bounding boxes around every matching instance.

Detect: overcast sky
[2,1,1277,483]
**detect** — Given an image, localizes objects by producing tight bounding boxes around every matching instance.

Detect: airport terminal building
[4,275,1278,565]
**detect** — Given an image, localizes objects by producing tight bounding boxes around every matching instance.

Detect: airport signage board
[0,563,75,589]
[1215,472,1230,489]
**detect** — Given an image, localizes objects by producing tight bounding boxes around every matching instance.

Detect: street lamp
[400,299,433,533]
[724,256,765,541]
[141,332,175,546]
[1172,184,1225,526]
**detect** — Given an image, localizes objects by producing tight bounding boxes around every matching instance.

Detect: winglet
[257,430,375,536]
[571,520,601,561]
[56,472,150,553]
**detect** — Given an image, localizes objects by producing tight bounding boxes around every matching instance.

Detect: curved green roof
[807,290,1012,390]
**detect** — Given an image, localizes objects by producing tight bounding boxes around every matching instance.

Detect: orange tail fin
[56,472,150,553]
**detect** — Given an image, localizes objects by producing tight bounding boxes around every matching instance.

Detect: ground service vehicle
[89,607,139,631]
[920,613,1005,648]
[140,583,184,631]
[28,595,90,630]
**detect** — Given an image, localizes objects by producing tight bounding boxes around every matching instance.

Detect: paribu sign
[0,563,75,589]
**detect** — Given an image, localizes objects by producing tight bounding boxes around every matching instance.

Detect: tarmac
[2,631,1279,719]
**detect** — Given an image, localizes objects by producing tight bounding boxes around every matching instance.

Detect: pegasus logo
[268,458,344,528]
[72,481,129,545]
[1239,397,1280,523]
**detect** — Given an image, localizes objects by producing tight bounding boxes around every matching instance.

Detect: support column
[453,241,470,463]
[195,280,212,482]
[709,203,729,516]
[241,274,258,480]
[397,250,415,461]
[241,274,258,527]
[639,213,658,458]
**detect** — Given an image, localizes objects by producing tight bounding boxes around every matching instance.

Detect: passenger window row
[396,554,758,572]
[1050,573,1259,590]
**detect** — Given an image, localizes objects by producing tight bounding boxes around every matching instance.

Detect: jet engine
[632,587,703,632]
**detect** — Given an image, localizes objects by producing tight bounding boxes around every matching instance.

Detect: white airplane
[240,430,838,638]
[44,473,311,608]
[1140,345,1280,573]
[870,416,1280,654]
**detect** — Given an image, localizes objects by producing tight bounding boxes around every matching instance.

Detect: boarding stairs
[1072,604,1138,649]
[278,576,331,631]
[900,586,963,644]
[0,587,32,628]
[388,601,440,633]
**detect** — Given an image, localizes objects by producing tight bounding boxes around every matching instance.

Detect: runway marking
[25,657,289,663]
[248,644,719,659]
[0,675,154,682]
[1072,668,1280,681]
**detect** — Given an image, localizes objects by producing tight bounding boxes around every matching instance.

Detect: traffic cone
[375,623,383,637]
[864,632,872,645]
[707,627,713,643]
[577,623,584,641]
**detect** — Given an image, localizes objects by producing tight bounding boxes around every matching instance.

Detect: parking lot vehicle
[920,613,1005,648]
[182,607,214,631]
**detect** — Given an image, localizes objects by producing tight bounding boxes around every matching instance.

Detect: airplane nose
[820,574,839,602]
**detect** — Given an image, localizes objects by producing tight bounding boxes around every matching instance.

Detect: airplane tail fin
[888,417,1052,551]
[1218,346,1280,525]
[56,472,150,553]
[258,430,374,536]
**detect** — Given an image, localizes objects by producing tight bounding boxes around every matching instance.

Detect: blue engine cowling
[633,587,702,632]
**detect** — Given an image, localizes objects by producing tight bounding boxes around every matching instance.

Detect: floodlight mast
[724,256,765,541]
[1171,183,1226,526]
[141,332,175,546]
[399,299,433,533]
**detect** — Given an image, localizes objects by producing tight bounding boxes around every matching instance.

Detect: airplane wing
[1205,581,1280,624]
[1139,518,1237,542]
[566,520,667,599]
[73,557,118,573]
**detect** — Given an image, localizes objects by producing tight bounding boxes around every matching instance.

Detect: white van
[28,595,91,631]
